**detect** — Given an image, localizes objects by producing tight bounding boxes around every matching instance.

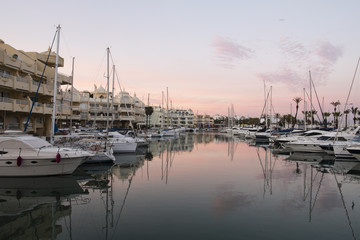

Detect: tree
[332,112,342,129]
[344,109,350,129]
[274,113,281,129]
[145,106,154,128]
[292,97,302,128]
[330,100,341,129]
[323,112,331,128]
[351,106,358,126]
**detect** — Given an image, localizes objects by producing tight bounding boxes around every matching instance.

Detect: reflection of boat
[0,175,88,240]
[114,153,144,167]
[0,175,87,216]
[285,152,335,163]
[0,134,92,176]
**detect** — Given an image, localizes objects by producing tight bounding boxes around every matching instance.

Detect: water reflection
[4,133,360,239]
[0,176,89,239]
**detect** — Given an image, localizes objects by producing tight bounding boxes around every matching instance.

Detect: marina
[1,132,360,239]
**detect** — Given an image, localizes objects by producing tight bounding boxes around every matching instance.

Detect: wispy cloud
[259,37,343,90]
[314,40,343,64]
[212,36,254,68]
[258,68,305,90]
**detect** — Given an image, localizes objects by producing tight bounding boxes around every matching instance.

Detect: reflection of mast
[112,166,135,237]
[332,170,357,240]
[228,140,238,161]
[308,166,325,222]
[256,147,276,197]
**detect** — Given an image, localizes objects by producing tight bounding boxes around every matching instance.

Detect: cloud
[258,68,305,90]
[314,40,343,64]
[259,38,343,89]
[212,36,254,68]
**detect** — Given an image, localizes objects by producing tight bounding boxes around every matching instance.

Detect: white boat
[107,131,137,153]
[283,128,360,154]
[0,134,92,177]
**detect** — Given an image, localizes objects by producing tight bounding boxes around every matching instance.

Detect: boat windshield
[18,136,52,148]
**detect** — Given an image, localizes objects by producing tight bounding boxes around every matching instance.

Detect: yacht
[0,134,92,176]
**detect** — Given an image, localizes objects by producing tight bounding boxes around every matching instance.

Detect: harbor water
[1,133,360,240]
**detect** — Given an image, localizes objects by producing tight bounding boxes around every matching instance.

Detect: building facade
[0,39,71,137]
[0,40,146,136]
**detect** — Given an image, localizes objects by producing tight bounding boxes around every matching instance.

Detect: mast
[309,71,313,128]
[166,87,169,128]
[106,47,110,135]
[270,86,272,129]
[51,24,60,145]
[303,88,307,130]
[70,57,74,135]
[161,91,164,128]
[111,65,115,128]
[264,81,268,128]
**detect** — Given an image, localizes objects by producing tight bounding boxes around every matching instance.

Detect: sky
[2,0,360,117]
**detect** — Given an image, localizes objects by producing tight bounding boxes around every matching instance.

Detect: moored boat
[0,134,92,177]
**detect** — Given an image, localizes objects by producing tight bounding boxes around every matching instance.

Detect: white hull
[111,142,137,153]
[0,157,84,177]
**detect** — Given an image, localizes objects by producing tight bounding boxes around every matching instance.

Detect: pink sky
[2,1,360,117]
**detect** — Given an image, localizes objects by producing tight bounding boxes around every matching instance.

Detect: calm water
[1,133,360,240]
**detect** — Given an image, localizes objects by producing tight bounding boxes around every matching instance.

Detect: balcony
[0,97,12,111]
[14,99,30,112]
[14,76,29,91]
[0,70,15,89]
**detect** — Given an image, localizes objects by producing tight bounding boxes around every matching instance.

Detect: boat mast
[111,65,115,128]
[51,24,60,145]
[303,88,307,130]
[166,87,169,128]
[309,71,313,128]
[161,91,164,129]
[70,57,74,135]
[106,47,110,135]
[264,81,268,129]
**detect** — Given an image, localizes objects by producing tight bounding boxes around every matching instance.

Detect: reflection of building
[0,176,87,239]
[148,134,197,156]
[0,203,69,239]
[0,39,71,137]
[112,157,145,180]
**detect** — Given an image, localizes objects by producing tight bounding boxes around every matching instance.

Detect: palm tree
[344,109,350,129]
[145,106,154,128]
[351,106,358,126]
[302,110,308,124]
[330,100,341,129]
[274,113,281,129]
[292,97,302,128]
[332,112,342,129]
[323,112,331,128]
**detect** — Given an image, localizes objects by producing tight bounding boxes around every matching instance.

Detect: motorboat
[0,134,92,176]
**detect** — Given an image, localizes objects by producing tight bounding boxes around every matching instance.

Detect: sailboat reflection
[256,146,277,197]
[0,176,89,239]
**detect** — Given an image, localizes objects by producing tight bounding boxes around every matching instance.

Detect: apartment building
[59,85,146,129]
[0,39,71,137]
[149,107,194,128]
[0,40,146,136]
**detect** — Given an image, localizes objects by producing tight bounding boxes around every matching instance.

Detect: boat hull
[0,157,84,177]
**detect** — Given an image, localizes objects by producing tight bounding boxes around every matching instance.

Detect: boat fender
[90,145,100,151]
[17,148,22,166]
[17,156,22,166]
[56,153,61,163]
